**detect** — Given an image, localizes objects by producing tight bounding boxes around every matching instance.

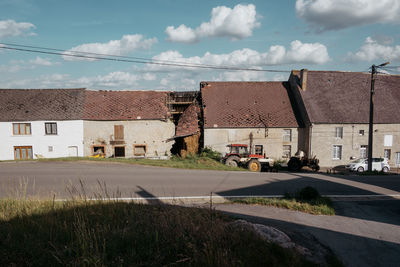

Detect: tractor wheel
[225,156,240,167]
[248,159,261,172]
[288,157,302,172]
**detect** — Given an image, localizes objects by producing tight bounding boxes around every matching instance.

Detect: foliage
[233,187,334,216]
[200,146,222,161]
[0,199,315,266]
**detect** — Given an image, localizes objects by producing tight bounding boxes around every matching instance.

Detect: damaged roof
[201,82,299,128]
[290,70,400,124]
[0,88,85,121]
[175,102,200,137]
[83,90,170,120]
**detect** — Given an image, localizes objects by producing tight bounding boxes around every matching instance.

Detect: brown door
[14,146,33,160]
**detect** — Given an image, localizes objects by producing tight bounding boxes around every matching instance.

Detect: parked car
[345,158,390,173]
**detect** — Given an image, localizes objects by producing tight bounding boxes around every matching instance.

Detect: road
[1,161,399,266]
[0,161,399,200]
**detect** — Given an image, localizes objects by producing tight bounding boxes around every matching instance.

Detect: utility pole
[368,62,389,171]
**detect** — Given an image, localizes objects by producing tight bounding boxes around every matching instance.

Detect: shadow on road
[218,208,400,267]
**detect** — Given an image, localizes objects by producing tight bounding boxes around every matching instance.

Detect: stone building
[83,90,175,158]
[288,70,400,168]
[200,81,300,160]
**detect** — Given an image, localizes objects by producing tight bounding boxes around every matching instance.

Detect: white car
[346,158,390,173]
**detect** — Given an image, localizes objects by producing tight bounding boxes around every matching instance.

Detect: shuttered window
[114,125,124,140]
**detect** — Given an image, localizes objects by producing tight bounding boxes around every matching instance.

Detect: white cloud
[165,4,260,43]
[29,56,58,66]
[147,40,329,72]
[346,37,400,62]
[296,0,400,32]
[63,34,158,61]
[213,70,267,81]
[0,19,36,39]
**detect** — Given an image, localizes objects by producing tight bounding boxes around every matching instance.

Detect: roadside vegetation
[0,198,317,266]
[2,147,247,172]
[232,187,335,215]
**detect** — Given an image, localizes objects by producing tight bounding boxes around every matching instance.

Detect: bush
[295,186,321,201]
[200,147,222,161]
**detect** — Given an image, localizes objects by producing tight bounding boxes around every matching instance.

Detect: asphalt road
[1,161,399,266]
[0,161,399,200]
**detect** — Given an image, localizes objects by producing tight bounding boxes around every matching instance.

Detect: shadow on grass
[0,200,315,266]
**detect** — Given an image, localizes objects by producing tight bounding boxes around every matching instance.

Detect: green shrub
[200,147,222,161]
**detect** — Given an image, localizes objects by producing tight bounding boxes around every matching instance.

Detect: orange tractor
[222,144,274,172]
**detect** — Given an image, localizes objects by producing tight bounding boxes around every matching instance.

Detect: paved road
[0,161,399,199]
[1,161,399,266]
[217,200,400,267]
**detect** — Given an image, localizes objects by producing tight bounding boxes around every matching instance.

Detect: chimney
[300,69,308,91]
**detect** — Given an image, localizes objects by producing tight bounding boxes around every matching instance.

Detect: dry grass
[0,198,316,266]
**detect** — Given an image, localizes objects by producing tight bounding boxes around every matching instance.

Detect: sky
[0,0,399,91]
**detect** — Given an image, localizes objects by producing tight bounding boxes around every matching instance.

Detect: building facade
[289,70,400,167]
[201,81,300,160]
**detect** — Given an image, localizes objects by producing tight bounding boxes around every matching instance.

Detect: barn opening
[114,146,125,157]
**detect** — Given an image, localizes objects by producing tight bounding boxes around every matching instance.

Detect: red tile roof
[201,82,299,128]
[0,88,85,121]
[83,90,170,120]
[175,102,200,137]
[291,71,400,124]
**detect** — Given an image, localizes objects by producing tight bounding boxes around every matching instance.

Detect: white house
[0,89,85,160]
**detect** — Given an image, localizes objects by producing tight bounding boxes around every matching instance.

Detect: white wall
[0,120,84,160]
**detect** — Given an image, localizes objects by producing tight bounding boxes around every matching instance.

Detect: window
[334,127,343,139]
[13,123,31,135]
[283,129,292,142]
[134,145,146,156]
[384,149,391,160]
[384,135,393,147]
[282,145,291,158]
[45,122,57,135]
[114,125,124,140]
[359,130,365,136]
[360,145,368,159]
[396,152,400,166]
[14,146,33,160]
[92,145,105,156]
[48,146,53,152]
[255,145,263,155]
[332,145,342,160]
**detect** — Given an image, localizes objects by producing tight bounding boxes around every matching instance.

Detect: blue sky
[0,0,399,90]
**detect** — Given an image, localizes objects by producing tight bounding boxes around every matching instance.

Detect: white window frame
[282,145,291,158]
[283,129,292,142]
[396,152,400,166]
[334,127,343,139]
[360,145,368,159]
[332,145,342,160]
[384,149,391,160]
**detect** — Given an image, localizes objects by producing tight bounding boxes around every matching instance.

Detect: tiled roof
[175,102,200,137]
[291,71,400,124]
[201,82,299,128]
[83,90,170,120]
[0,88,85,121]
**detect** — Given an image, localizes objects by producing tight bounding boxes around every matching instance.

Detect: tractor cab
[226,144,249,158]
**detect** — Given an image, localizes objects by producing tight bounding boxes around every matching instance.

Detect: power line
[0,43,291,73]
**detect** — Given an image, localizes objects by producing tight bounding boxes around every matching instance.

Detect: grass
[232,187,335,216]
[0,199,317,266]
[4,154,246,172]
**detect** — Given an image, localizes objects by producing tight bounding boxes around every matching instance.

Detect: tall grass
[0,199,315,266]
